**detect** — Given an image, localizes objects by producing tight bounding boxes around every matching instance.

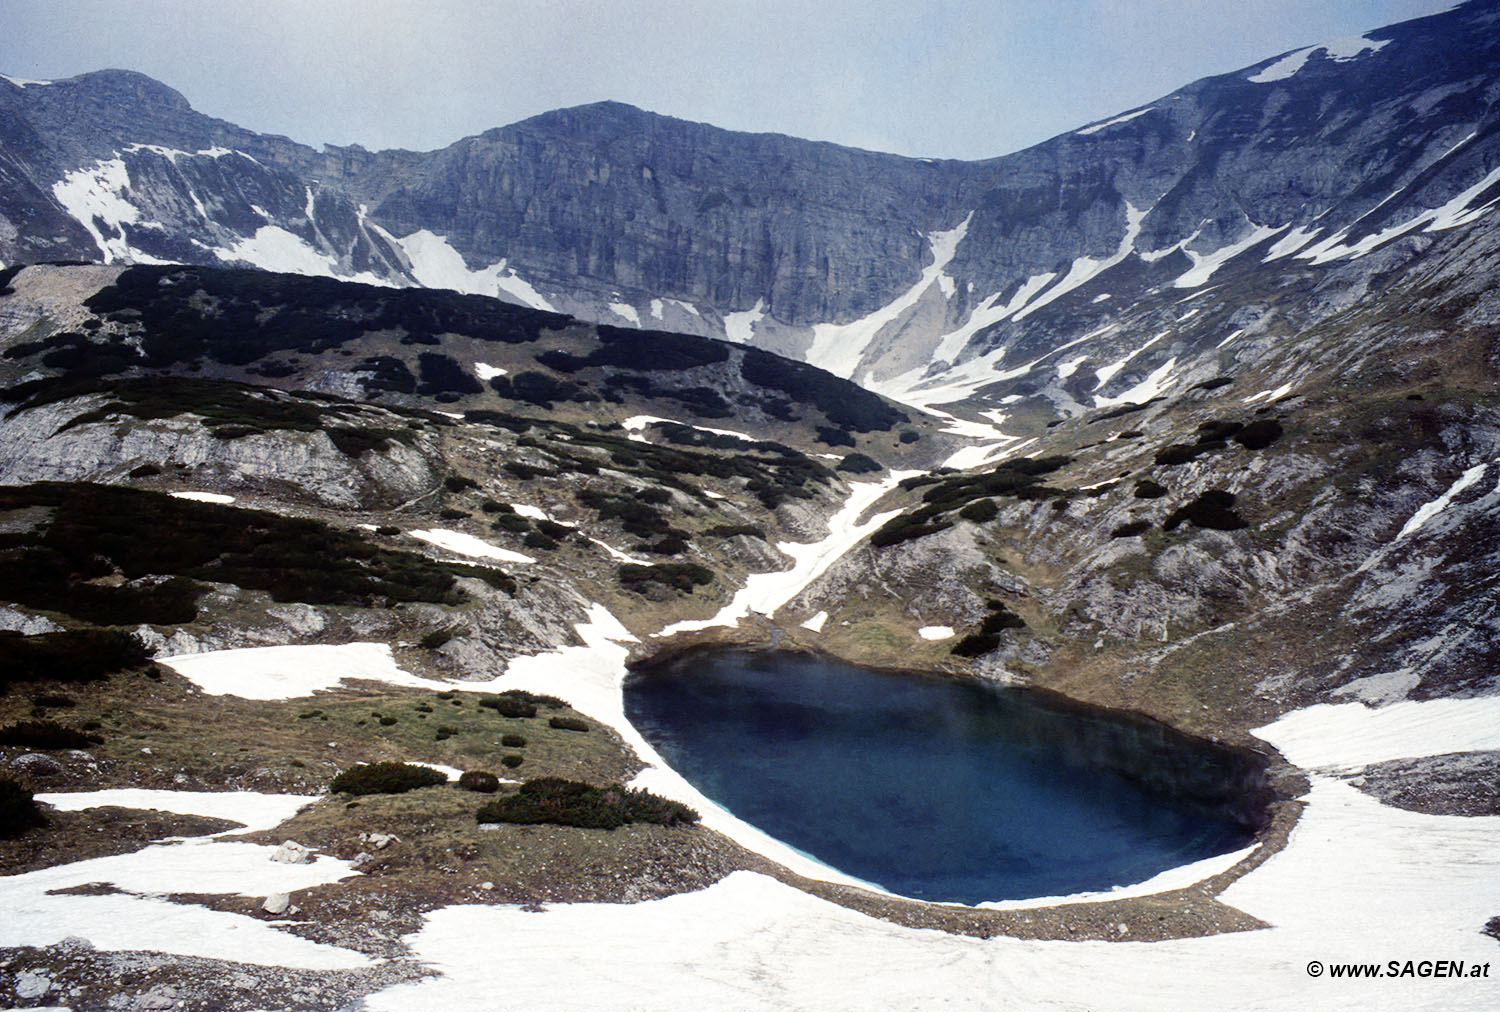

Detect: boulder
[269,840,313,864]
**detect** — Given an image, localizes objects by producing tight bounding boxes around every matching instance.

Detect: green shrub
[0,778,47,839]
[836,452,882,474]
[475,777,699,830]
[297,709,324,720]
[958,499,998,523]
[0,720,103,749]
[458,770,500,793]
[0,630,153,691]
[950,634,999,658]
[127,463,162,478]
[444,475,479,493]
[479,695,536,718]
[1164,490,1248,532]
[899,430,920,444]
[329,762,448,796]
[1234,419,1284,450]
[379,715,398,727]
[523,532,559,551]
[1154,442,1221,467]
[31,693,76,709]
[1134,479,1167,499]
[501,733,527,747]
[549,716,589,733]
[618,563,714,594]
[438,508,468,521]
[375,525,400,536]
[435,725,459,741]
[1111,520,1152,538]
[501,754,524,769]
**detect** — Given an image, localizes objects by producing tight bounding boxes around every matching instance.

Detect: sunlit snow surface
[158,642,429,699]
[2,790,367,969]
[360,697,1500,1011]
[406,527,535,564]
[169,490,236,504]
[1247,34,1389,83]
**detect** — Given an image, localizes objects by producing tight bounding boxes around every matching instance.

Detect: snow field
[358,696,1500,1011]
[5,791,367,969]
[406,527,535,564]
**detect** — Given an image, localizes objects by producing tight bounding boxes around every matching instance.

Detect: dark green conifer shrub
[0,778,47,838]
[458,770,500,793]
[501,733,527,747]
[479,695,537,718]
[501,754,524,769]
[0,720,102,749]
[329,762,447,796]
[958,499,998,523]
[548,716,589,733]
[475,777,698,829]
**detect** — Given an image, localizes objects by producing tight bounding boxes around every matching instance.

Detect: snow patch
[916,626,953,640]
[407,528,535,564]
[474,362,506,380]
[608,301,640,326]
[1394,463,1488,541]
[1094,357,1178,409]
[932,272,1056,363]
[807,214,972,377]
[800,611,828,632]
[37,789,318,835]
[1256,695,1500,769]
[659,474,916,635]
[169,491,235,504]
[623,414,756,442]
[1173,225,1285,288]
[158,642,425,700]
[1014,203,1145,321]
[722,299,765,344]
[1056,355,1089,380]
[1248,35,1388,83]
[1076,106,1155,135]
[1244,383,1293,404]
[396,230,555,311]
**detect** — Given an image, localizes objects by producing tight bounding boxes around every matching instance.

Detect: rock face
[3,2,1499,411]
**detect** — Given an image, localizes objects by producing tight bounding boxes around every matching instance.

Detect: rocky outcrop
[3,2,1499,415]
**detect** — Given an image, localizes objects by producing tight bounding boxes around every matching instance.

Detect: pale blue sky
[0,0,1457,159]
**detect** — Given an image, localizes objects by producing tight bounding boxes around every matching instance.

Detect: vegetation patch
[0,630,153,693]
[458,770,501,794]
[475,777,699,830]
[740,347,906,432]
[1134,479,1168,499]
[836,452,882,474]
[619,563,715,594]
[329,762,448,796]
[79,265,571,372]
[549,716,590,733]
[1233,418,1284,450]
[951,600,1027,658]
[0,719,103,750]
[0,778,47,839]
[1164,490,1249,532]
[0,483,501,622]
[1111,520,1153,538]
[872,456,1071,548]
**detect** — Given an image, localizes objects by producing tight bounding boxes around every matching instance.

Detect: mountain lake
[624,648,1269,904]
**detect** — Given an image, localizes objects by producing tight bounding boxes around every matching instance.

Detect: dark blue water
[624,649,1266,905]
